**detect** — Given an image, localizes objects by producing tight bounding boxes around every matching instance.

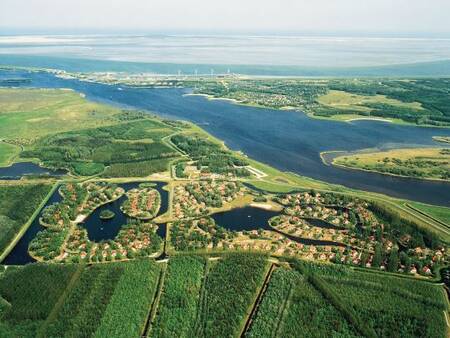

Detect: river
[0,68,449,206]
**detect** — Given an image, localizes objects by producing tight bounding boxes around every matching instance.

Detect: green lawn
[0,143,20,167]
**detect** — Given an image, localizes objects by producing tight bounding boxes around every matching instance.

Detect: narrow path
[272,283,294,338]
[36,264,85,338]
[142,263,167,337]
[193,259,212,336]
[240,263,276,337]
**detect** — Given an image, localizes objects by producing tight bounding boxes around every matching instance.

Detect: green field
[333,148,450,181]
[0,88,120,141]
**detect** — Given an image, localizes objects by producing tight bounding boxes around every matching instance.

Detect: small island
[99,209,115,220]
[121,187,161,220]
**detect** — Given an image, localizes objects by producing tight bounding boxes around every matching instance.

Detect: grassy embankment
[0,143,20,167]
[331,148,450,181]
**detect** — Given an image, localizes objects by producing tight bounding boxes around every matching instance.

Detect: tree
[372,244,383,268]
[387,249,399,272]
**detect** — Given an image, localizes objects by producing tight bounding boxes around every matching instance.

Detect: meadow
[0,88,120,142]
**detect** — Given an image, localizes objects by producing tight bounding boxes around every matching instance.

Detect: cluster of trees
[198,254,268,337]
[246,269,301,337]
[20,119,179,177]
[151,256,206,337]
[0,264,78,321]
[171,134,250,177]
[121,188,161,219]
[0,183,51,253]
[321,272,447,338]
[102,158,171,178]
[185,181,241,209]
[43,264,124,338]
[28,227,68,261]
[113,220,162,259]
[94,259,161,338]
[170,217,235,251]
[174,162,188,178]
[327,79,450,126]
[369,202,441,249]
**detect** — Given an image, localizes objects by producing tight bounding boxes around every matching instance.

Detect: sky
[1,0,450,36]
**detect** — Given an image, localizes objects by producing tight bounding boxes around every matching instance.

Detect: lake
[80,181,168,241]
[0,162,67,180]
[0,68,449,206]
[1,181,169,265]
[211,206,346,247]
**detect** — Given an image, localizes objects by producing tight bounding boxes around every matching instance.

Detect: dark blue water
[211,206,279,232]
[1,68,449,206]
[211,206,346,247]
[0,162,67,180]
[2,187,63,265]
[79,181,169,241]
[1,181,168,264]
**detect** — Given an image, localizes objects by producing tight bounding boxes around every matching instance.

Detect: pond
[211,206,347,247]
[79,181,169,242]
[211,206,279,232]
[0,162,67,180]
[1,181,169,265]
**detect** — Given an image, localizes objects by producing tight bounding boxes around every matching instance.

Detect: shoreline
[0,182,59,263]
